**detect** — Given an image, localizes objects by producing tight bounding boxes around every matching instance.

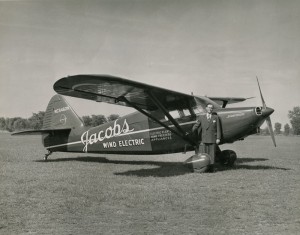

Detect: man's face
[206,104,213,114]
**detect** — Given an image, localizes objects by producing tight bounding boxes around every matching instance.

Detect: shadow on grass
[236,158,269,163]
[115,164,191,177]
[232,157,291,171]
[216,164,291,172]
[233,165,290,171]
[35,156,291,177]
[35,156,192,177]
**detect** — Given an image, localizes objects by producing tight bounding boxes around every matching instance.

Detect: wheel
[44,151,52,161]
[220,150,237,167]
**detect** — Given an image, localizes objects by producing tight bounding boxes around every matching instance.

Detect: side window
[150,108,193,122]
[168,110,180,119]
[168,109,192,119]
[182,109,191,117]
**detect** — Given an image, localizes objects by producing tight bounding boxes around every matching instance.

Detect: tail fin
[12,95,83,136]
[42,94,83,129]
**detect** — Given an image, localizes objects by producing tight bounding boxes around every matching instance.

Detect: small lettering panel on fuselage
[150,130,172,142]
[54,106,70,113]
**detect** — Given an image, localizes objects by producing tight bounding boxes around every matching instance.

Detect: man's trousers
[198,143,216,165]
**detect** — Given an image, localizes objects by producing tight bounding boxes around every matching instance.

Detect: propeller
[256,77,276,147]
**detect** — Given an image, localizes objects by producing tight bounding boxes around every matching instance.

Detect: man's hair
[206,103,214,108]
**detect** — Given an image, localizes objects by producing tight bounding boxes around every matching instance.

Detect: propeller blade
[266,116,277,147]
[257,76,276,147]
[256,76,266,109]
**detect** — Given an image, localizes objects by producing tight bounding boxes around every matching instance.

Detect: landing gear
[185,146,237,173]
[44,150,52,161]
[218,150,237,167]
[184,153,211,173]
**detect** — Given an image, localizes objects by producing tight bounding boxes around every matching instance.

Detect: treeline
[0,112,120,132]
[82,114,120,127]
[260,123,294,136]
[260,106,300,136]
[1,106,300,135]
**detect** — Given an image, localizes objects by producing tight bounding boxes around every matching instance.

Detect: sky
[0,0,299,126]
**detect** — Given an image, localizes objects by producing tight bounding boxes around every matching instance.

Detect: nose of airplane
[262,107,274,117]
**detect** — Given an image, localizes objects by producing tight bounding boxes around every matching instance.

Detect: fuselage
[43,106,273,155]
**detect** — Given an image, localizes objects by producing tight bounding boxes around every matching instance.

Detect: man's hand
[216,139,220,144]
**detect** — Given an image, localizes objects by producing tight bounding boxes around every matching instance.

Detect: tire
[220,150,237,167]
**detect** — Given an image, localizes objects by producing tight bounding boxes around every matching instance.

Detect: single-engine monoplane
[13,75,276,172]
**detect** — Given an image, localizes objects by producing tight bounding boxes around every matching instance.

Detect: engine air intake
[255,106,262,115]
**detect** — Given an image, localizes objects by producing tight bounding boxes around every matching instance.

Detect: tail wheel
[220,150,237,167]
[44,150,52,161]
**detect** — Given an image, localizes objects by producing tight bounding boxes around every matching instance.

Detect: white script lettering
[81,119,134,152]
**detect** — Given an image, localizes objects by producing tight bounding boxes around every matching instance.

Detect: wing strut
[222,101,228,108]
[117,96,196,146]
[147,90,190,136]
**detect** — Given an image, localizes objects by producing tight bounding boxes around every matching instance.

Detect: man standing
[192,103,221,172]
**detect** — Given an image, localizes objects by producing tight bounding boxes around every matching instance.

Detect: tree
[288,106,300,135]
[5,117,21,132]
[28,111,45,130]
[82,115,92,126]
[274,122,282,135]
[0,117,6,130]
[107,114,120,122]
[284,123,290,136]
[13,118,29,131]
[90,115,107,127]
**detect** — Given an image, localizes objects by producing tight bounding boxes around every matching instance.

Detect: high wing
[54,74,218,111]
[54,74,218,146]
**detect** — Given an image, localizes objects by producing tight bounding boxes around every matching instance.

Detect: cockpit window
[168,110,180,119]
[167,109,192,120]
[182,109,190,116]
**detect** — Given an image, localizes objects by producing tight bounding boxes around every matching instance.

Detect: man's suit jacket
[192,113,221,144]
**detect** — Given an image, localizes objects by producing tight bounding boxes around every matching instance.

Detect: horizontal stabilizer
[209,96,254,108]
[12,128,71,136]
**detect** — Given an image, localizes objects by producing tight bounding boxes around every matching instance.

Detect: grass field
[0,133,299,235]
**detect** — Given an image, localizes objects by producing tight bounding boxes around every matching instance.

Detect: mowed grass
[0,133,299,235]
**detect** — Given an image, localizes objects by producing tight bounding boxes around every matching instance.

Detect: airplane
[13,74,276,173]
